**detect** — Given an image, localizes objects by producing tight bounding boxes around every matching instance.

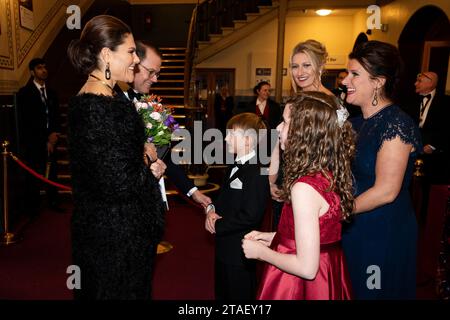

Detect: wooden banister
[184,4,199,108]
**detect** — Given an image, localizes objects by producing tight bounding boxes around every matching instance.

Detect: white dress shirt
[419,89,436,128]
[229,150,256,178]
[256,98,267,115]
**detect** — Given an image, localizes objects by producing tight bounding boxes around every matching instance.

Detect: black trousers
[215,259,256,300]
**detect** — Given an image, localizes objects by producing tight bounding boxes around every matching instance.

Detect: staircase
[150,47,187,130]
[193,0,278,64]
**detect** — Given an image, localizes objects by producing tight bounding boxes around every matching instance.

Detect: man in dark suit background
[414,71,449,184]
[214,85,234,135]
[17,58,62,218]
[115,40,212,208]
[414,71,449,222]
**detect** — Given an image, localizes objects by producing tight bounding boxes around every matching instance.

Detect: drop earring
[372,87,378,106]
[105,62,111,80]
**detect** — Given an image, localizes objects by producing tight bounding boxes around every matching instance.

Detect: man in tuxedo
[115,40,211,208]
[16,58,62,217]
[414,71,449,223]
[414,71,449,184]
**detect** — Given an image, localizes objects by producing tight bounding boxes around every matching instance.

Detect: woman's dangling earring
[372,87,378,106]
[105,62,111,80]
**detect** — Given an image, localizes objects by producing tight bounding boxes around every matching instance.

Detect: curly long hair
[281,92,355,220]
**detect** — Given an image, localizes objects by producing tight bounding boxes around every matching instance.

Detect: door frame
[421,41,450,72]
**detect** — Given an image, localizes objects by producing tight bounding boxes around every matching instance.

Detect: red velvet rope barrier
[9,152,72,191]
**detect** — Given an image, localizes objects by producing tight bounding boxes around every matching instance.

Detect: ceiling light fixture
[315,9,332,16]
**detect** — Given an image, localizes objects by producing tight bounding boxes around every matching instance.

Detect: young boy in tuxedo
[205,112,270,300]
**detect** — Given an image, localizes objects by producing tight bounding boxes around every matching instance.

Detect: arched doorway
[398,5,450,113]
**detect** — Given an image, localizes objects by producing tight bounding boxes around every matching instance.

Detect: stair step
[197,42,211,50]
[233,20,247,28]
[157,79,185,83]
[160,72,184,76]
[162,53,186,57]
[160,47,186,51]
[160,66,184,69]
[162,59,185,63]
[57,174,71,180]
[209,34,223,43]
[57,160,70,165]
[258,5,274,14]
[221,27,234,36]
[161,95,184,99]
[150,87,184,91]
[173,115,186,119]
[246,12,260,21]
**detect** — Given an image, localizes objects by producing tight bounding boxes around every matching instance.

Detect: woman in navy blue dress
[341,41,421,299]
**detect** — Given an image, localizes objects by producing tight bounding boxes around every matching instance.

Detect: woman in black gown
[67,15,165,299]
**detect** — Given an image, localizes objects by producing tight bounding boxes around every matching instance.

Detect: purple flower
[147,137,154,143]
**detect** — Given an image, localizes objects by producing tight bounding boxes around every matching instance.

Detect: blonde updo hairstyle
[290,39,328,93]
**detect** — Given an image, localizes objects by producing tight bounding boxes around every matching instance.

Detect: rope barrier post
[1,140,20,245]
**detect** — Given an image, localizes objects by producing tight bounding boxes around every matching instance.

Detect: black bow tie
[127,88,142,101]
[422,94,431,101]
[233,159,244,167]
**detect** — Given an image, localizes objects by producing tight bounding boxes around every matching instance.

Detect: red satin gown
[257,174,352,300]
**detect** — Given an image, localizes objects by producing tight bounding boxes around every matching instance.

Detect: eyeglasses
[139,63,160,78]
[417,73,432,81]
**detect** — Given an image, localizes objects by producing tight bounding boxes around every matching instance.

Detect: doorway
[398,5,450,112]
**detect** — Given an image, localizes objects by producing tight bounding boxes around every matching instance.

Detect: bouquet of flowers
[134,94,179,158]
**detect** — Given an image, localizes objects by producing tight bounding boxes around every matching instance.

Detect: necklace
[364,103,393,120]
[89,74,115,94]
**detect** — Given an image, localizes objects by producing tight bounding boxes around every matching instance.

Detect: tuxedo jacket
[114,84,195,194]
[414,93,449,153]
[241,98,282,130]
[16,80,60,162]
[214,161,269,266]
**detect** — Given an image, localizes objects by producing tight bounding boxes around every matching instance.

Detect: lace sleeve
[377,109,422,153]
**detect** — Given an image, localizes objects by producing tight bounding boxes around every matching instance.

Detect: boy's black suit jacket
[214,161,269,266]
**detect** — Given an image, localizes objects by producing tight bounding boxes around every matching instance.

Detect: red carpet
[153,199,215,300]
[0,199,214,300]
[0,196,439,300]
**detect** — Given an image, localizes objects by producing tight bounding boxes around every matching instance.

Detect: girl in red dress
[242,92,355,300]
